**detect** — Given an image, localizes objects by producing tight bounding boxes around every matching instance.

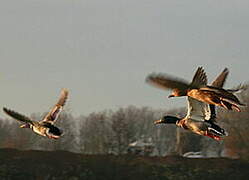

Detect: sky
[0,0,249,117]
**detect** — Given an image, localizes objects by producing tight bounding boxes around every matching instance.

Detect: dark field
[0,149,248,180]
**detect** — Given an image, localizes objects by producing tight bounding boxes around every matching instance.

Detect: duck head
[46,126,63,139]
[20,124,30,128]
[154,115,180,124]
[168,89,187,98]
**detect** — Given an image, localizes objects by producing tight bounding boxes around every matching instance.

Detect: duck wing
[41,89,69,124]
[185,67,210,121]
[3,107,34,125]
[146,73,191,91]
[186,97,209,121]
[205,68,229,122]
[210,68,246,93]
[211,68,229,88]
[190,67,208,87]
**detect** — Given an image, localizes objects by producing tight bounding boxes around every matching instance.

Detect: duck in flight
[146,67,245,112]
[3,89,68,139]
[154,68,231,140]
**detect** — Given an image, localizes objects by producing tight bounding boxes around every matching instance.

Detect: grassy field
[0,148,248,180]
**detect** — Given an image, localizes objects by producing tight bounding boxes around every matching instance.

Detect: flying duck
[146,67,245,112]
[3,89,69,139]
[154,68,230,140]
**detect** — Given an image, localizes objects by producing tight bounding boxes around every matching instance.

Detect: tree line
[0,87,249,159]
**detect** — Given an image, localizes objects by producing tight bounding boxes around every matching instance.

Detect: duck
[154,68,230,140]
[146,67,245,112]
[3,89,68,139]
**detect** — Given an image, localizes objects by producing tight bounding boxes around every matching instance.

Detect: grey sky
[0,0,249,116]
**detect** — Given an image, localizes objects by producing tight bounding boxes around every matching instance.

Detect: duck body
[29,122,47,137]
[175,116,226,141]
[27,122,63,139]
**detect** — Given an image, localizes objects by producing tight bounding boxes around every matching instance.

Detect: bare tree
[79,111,112,154]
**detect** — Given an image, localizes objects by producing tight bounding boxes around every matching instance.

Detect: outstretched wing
[186,67,209,121]
[146,73,191,91]
[211,68,229,88]
[186,97,209,121]
[205,68,229,122]
[3,107,33,124]
[190,67,208,87]
[41,89,69,124]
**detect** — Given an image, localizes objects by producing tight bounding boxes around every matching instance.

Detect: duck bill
[154,119,163,124]
[20,124,29,128]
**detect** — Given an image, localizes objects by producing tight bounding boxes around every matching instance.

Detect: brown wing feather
[211,68,229,87]
[146,73,191,91]
[3,107,33,124]
[190,67,208,87]
[42,89,69,124]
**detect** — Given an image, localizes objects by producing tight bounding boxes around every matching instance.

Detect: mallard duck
[154,68,230,140]
[146,67,245,111]
[3,89,68,139]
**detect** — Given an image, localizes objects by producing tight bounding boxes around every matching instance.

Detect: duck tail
[227,84,248,93]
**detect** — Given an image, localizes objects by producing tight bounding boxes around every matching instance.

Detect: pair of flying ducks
[146,67,245,140]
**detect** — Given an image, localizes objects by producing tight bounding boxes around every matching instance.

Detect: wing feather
[190,67,208,87]
[211,68,229,88]
[3,107,33,124]
[42,89,69,124]
[186,97,208,121]
[146,73,191,91]
[187,67,209,121]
